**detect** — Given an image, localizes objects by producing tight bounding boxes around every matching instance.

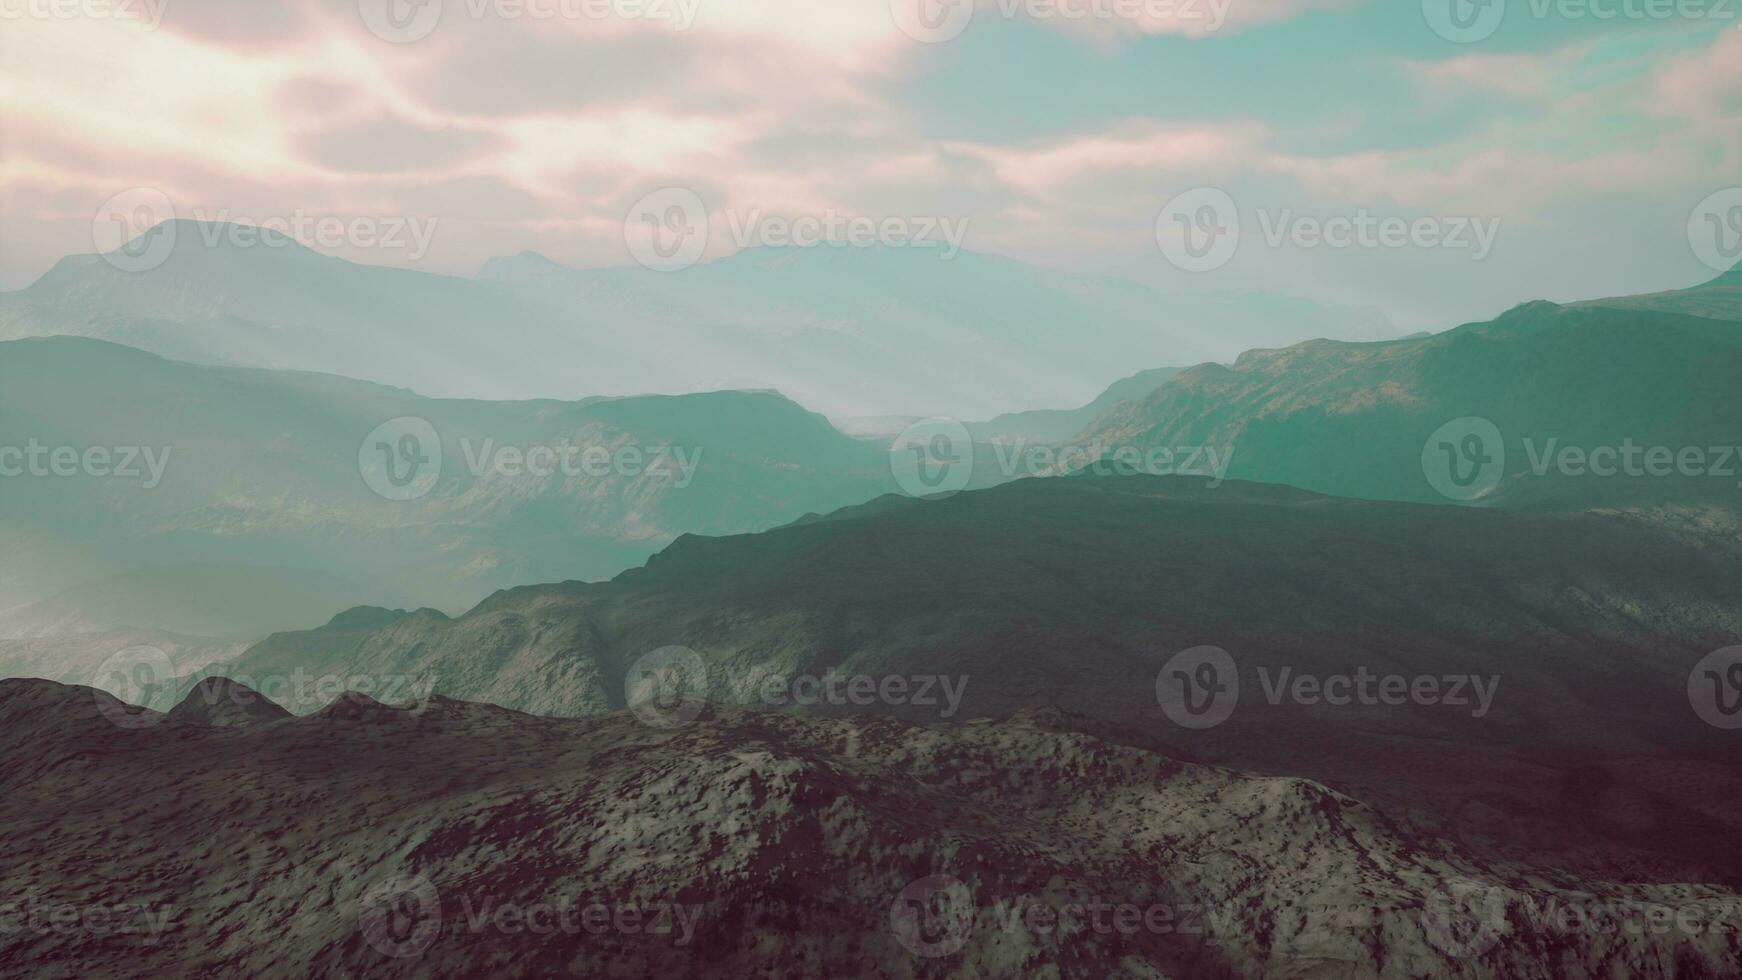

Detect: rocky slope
[1065,301,1742,512]
[4,677,1737,979]
[221,474,1742,883]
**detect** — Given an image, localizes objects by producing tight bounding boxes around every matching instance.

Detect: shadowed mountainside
[225,474,1742,883]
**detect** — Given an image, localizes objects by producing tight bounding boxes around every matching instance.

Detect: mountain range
[219,473,1742,883]
[0,336,895,621]
[1068,289,1742,514]
[0,221,1396,419]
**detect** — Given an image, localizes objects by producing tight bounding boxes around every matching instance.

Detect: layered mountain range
[0,336,894,619]
[0,221,1395,419]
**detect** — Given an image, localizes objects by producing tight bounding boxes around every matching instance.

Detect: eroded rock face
[3,679,1738,979]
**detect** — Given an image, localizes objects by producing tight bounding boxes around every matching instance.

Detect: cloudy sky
[1,0,1737,329]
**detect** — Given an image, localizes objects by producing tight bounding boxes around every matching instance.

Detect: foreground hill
[0,337,894,616]
[4,678,1737,979]
[1068,301,1742,512]
[227,475,1742,880]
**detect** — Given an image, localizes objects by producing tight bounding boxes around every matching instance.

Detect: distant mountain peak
[167,677,290,727]
[476,250,570,281]
[112,218,311,256]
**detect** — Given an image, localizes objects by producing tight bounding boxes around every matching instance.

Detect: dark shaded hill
[226,475,1742,880]
[4,678,1737,979]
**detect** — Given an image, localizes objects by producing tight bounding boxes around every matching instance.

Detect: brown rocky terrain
[4,678,1739,979]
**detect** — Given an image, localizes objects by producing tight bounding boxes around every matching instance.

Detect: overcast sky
[2,0,1738,329]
